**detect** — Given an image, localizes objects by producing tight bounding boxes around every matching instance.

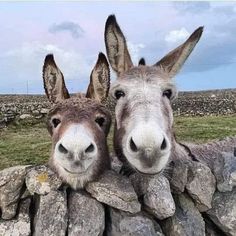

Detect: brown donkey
[105,15,236,175]
[43,53,111,189]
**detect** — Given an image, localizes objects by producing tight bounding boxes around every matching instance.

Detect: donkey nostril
[58,143,68,154]
[130,137,138,152]
[85,143,95,153]
[160,138,167,150]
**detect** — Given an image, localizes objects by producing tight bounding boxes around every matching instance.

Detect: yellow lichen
[36,173,48,183]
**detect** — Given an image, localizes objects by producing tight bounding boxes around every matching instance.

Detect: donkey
[104,15,236,175]
[43,52,111,189]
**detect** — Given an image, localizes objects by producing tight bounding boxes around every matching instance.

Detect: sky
[0,1,236,94]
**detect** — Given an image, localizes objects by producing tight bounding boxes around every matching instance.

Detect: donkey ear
[104,15,133,75]
[43,54,70,103]
[138,58,146,66]
[86,52,110,102]
[154,26,203,78]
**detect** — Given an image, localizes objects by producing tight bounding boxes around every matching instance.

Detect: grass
[0,115,235,170]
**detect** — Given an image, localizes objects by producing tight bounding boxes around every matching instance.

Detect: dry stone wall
[0,150,236,236]
[0,89,235,128]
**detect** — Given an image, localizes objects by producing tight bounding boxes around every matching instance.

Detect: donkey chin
[122,134,172,175]
[51,156,98,190]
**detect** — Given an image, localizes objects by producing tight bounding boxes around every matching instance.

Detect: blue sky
[0,1,236,94]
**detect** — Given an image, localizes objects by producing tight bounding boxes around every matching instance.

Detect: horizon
[1,2,236,94]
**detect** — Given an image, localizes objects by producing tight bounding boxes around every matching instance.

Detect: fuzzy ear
[86,53,110,102]
[43,54,70,103]
[154,26,204,78]
[138,58,146,66]
[104,15,133,75]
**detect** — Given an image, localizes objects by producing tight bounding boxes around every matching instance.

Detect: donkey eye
[163,89,172,99]
[52,118,61,128]
[114,90,125,100]
[95,117,105,127]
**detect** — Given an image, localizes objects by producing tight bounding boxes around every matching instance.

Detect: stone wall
[0,89,235,127]
[0,147,236,236]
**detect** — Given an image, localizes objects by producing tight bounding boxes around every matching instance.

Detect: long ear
[154,26,203,78]
[43,54,70,103]
[86,52,110,102]
[104,15,133,75]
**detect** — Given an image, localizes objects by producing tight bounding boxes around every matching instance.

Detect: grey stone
[204,217,224,236]
[19,114,32,120]
[40,108,49,114]
[130,173,175,219]
[207,189,236,236]
[107,207,164,236]
[213,151,236,192]
[68,190,105,236]
[143,175,175,220]
[162,194,205,236]
[0,165,29,219]
[86,170,141,214]
[170,159,189,193]
[129,173,152,197]
[186,161,216,212]
[33,190,68,236]
[25,165,62,195]
[110,153,122,173]
[0,198,31,236]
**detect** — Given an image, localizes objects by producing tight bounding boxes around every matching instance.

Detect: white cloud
[2,42,94,93]
[165,28,190,44]
[127,41,146,65]
[3,42,92,82]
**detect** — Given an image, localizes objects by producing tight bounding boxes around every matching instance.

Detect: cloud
[49,21,84,39]
[1,42,93,93]
[165,28,190,44]
[127,41,146,65]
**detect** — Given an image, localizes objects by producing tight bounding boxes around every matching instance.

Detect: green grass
[0,115,235,170]
[174,115,236,143]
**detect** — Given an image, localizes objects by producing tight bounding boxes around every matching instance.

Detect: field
[0,115,235,170]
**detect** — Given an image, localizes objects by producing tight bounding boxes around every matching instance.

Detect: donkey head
[43,53,111,189]
[105,15,203,175]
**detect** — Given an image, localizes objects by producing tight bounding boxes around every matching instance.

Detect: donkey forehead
[111,66,175,92]
[120,66,170,80]
[48,97,108,117]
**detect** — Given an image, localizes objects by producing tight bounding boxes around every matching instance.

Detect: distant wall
[0,89,235,127]
[172,89,236,116]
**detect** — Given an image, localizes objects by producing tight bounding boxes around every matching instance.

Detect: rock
[204,217,225,236]
[130,173,175,219]
[207,189,236,236]
[68,190,105,236]
[33,190,68,236]
[144,175,175,220]
[110,153,122,173]
[19,114,32,120]
[170,159,189,193]
[107,207,164,236]
[0,198,31,236]
[186,161,216,212]
[0,119,7,129]
[213,151,236,192]
[25,165,62,195]
[86,170,141,214]
[40,108,49,114]
[162,194,205,236]
[129,173,152,197]
[0,165,29,219]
